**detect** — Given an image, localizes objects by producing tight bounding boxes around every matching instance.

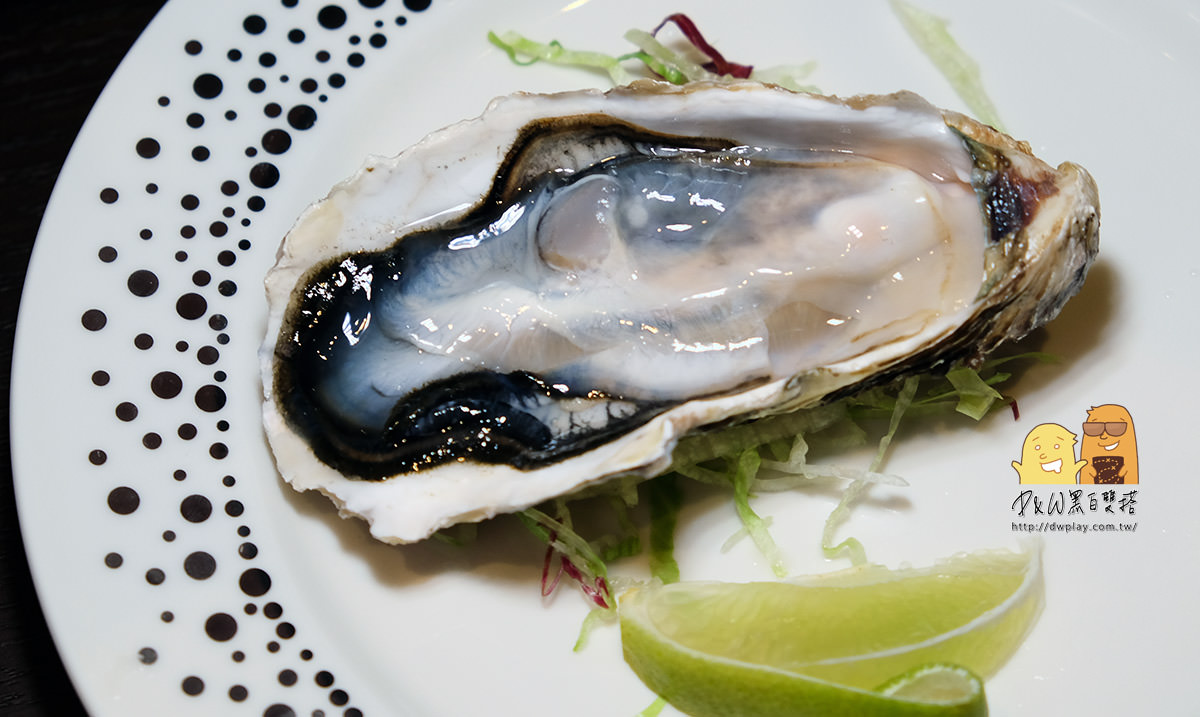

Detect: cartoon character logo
[1080,404,1138,484]
[1012,423,1088,484]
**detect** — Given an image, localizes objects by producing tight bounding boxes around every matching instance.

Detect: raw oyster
[260,81,1098,543]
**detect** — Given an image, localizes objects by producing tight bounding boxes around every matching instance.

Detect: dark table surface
[2,3,167,715]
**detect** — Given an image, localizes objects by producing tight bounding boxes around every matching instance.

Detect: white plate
[13,0,1200,714]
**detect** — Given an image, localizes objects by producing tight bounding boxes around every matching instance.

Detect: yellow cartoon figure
[1080,404,1138,484]
[1012,423,1087,484]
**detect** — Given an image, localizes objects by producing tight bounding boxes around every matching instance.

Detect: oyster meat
[261,81,1099,543]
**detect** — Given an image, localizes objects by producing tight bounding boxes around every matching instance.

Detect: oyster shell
[261,81,1098,543]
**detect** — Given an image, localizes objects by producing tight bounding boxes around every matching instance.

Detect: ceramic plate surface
[13,0,1200,714]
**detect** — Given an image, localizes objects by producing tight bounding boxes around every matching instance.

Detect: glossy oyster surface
[260,81,1099,543]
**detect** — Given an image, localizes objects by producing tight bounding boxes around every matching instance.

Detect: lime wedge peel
[619,543,1043,716]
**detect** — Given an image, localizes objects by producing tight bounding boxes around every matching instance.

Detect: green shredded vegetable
[889,0,1006,131]
[645,475,683,584]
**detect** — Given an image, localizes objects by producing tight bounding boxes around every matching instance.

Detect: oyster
[261,81,1098,543]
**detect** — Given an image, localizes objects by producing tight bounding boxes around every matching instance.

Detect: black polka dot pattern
[68,2,437,712]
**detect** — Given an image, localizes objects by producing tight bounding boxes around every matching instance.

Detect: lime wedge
[619,546,1042,716]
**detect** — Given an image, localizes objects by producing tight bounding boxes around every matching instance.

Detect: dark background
[2,3,167,715]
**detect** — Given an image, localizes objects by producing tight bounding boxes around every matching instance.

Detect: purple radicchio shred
[541,530,613,609]
[652,13,754,78]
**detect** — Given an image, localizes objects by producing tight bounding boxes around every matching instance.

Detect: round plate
[13,0,1200,714]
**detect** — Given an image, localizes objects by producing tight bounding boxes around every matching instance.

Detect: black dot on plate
[161,611,174,622]
[108,486,140,515]
[181,193,200,210]
[116,401,139,421]
[210,442,229,459]
[89,449,107,465]
[249,162,280,188]
[263,704,296,717]
[175,251,188,261]
[264,102,282,117]
[317,5,347,29]
[158,95,170,106]
[259,52,277,67]
[230,685,249,702]
[330,689,349,706]
[136,137,161,158]
[194,73,223,99]
[239,568,271,596]
[221,180,240,195]
[193,270,211,286]
[361,0,385,8]
[182,676,205,696]
[226,109,238,120]
[238,541,257,558]
[316,50,331,62]
[134,333,153,350]
[289,28,306,42]
[81,309,107,331]
[262,129,292,154]
[247,195,266,211]
[315,670,334,687]
[98,246,117,262]
[192,146,210,161]
[146,568,165,585]
[197,345,220,364]
[278,669,297,686]
[249,78,267,93]
[232,650,246,662]
[185,39,202,55]
[328,73,346,89]
[404,0,431,10]
[209,221,227,236]
[176,340,189,352]
[195,384,228,412]
[347,52,364,68]
[244,14,267,34]
[228,49,242,61]
[181,494,212,522]
[184,551,217,580]
[209,313,229,330]
[206,612,238,641]
[177,293,208,320]
[301,649,314,660]
[127,269,159,296]
[104,552,123,568]
[91,370,110,386]
[223,475,236,487]
[287,104,317,130]
[300,78,318,93]
[151,371,184,399]
[178,422,197,440]
[140,228,153,239]
[174,469,187,480]
[139,647,158,664]
[143,432,163,449]
[218,250,237,266]
[218,280,237,296]
[100,187,119,203]
[163,530,176,541]
[369,33,386,48]
[180,225,196,239]
[267,641,280,652]
[349,35,361,45]
[276,622,296,639]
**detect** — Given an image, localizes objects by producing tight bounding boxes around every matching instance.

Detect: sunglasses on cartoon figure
[1082,422,1127,437]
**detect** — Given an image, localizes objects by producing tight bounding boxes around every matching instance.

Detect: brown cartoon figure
[1080,404,1138,484]
[1012,423,1088,484]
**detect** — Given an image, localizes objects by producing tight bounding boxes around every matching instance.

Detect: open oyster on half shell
[260,81,1098,544]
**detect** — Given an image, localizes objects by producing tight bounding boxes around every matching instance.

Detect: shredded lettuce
[889,0,1006,131]
[645,475,683,584]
